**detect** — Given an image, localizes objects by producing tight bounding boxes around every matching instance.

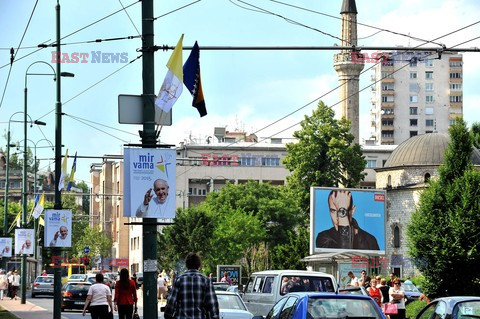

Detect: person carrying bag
[387,280,405,319]
[114,268,138,319]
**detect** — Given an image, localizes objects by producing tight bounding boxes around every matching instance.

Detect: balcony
[449,113,463,119]
[382,89,395,95]
[449,107,462,114]
[381,113,395,119]
[381,101,395,107]
[382,77,395,83]
[381,137,395,144]
[450,102,462,108]
[381,125,395,131]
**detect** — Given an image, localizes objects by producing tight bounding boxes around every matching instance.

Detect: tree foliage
[158,181,306,277]
[407,119,480,297]
[283,101,366,212]
[471,122,480,149]
[73,225,112,260]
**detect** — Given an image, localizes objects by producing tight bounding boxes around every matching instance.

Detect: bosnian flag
[67,152,77,191]
[155,34,184,113]
[58,149,69,191]
[183,41,207,117]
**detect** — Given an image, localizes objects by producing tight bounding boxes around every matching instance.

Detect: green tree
[73,225,112,260]
[407,119,480,297]
[158,207,215,273]
[470,122,480,149]
[270,227,309,270]
[283,101,366,213]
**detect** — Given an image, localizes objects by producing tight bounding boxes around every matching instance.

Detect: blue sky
[1,0,480,186]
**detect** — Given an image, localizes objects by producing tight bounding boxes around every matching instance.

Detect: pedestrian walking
[11,270,20,300]
[164,252,219,319]
[0,270,7,300]
[82,273,113,319]
[157,273,167,300]
[6,271,12,298]
[114,268,138,319]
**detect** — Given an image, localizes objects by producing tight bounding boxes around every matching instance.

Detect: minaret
[334,0,364,144]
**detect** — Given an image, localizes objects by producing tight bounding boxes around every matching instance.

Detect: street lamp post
[22,60,73,304]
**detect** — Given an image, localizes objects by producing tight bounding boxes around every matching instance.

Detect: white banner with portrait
[123,148,176,220]
[0,237,12,257]
[44,210,72,248]
[14,229,34,255]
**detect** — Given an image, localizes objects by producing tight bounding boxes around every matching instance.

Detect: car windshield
[35,277,54,283]
[455,301,480,319]
[217,294,247,311]
[280,275,335,295]
[403,284,420,292]
[308,297,383,319]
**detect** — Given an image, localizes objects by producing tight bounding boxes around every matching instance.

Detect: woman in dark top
[378,278,390,311]
[114,268,138,319]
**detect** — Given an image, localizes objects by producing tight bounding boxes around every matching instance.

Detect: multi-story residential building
[370,52,463,145]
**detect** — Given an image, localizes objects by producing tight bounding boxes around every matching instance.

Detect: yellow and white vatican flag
[58,149,69,191]
[155,34,184,113]
[33,192,45,219]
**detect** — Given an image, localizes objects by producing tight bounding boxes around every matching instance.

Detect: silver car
[32,275,54,298]
[216,291,253,319]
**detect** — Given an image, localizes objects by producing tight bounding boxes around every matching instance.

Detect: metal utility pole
[140,0,158,317]
[53,1,62,318]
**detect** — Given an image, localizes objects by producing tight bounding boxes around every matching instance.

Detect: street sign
[118,94,172,125]
[84,247,90,254]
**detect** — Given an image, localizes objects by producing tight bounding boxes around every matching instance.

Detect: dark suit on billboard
[315,218,379,250]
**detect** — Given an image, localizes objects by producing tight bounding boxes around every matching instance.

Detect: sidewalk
[0,297,64,319]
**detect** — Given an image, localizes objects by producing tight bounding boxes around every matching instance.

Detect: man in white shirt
[136,179,170,218]
[19,240,32,255]
[347,271,359,287]
[50,226,69,247]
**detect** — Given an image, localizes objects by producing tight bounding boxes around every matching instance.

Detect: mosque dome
[384,133,480,168]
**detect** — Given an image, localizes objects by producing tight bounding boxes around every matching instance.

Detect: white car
[216,291,253,319]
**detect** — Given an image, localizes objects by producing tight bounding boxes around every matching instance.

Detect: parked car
[216,291,254,319]
[31,275,54,298]
[339,286,369,296]
[402,282,423,304]
[67,274,87,282]
[213,282,231,291]
[415,296,480,319]
[242,270,337,316]
[61,282,92,311]
[252,292,386,319]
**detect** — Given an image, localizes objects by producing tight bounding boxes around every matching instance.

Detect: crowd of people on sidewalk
[346,271,430,319]
[0,269,20,300]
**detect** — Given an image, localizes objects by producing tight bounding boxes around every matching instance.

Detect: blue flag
[67,152,77,191]
[183,41,207,117]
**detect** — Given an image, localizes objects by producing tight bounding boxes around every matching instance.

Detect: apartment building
[370,51,463,145]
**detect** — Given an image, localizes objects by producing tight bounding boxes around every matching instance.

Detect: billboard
[44,210,72,248]
[0,238,12,257]
[217,265,242,286]
[310,187,386,255]
[123,148,176,220]
[14,229,35,255]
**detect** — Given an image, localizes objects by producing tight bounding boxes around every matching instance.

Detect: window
[426,130,433,134]
[450,72,462,78]
[367,160,377,168]
[262,156,280,166]
[449,83,462,90]
[424,173,431,182]
[410,95,418,103]
[382,72,394,78]
[393,226,400,248]
[425,107,434,115]
[266,297,288,319]
[410,131,418,137]
[382,159,387,167]
[382,120,393,126]
[450,119,457,125]
[425,71,434,79]
[410,59,417,67]
[382,83,394,90]
[410,107,418,115]
[410,119,418,126]
[387,175,392,187]
[409,72,417,79]
[253,276,265,293]
[426,95,434,103]
[262,277,275,293]
[279,297,297,319]
[449,61,462,67]
[425,59,434,67]
[409,83,420,92]
[383,108,394,115]
[450,95,463,102]
[426,119,434,126]
[425,83,434,91]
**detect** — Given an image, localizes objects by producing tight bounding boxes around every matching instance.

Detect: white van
[241,270,337,316]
